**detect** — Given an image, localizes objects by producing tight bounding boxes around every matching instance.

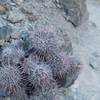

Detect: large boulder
[54,0,88,27]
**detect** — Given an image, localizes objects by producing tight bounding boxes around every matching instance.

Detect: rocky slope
[0,0,89,100]
[67,0,100,100]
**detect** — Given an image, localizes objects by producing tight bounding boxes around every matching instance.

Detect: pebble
[0,25,12,40]
[0,5,7,15]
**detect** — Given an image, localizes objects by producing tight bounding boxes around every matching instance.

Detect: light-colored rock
[0,5,7,14]
[55,0,88,26]
[0,25,12,43]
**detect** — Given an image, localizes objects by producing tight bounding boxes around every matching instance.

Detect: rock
[11,0,23,5]
[0,17,7,27]
[25,14,38,22]
[89,53,100,71]
[0,0,7,4]
[7,8,24,24]
[55,0,88,27]
[0,5,8,15]
[66,87,86,100]
[0,25,12,41]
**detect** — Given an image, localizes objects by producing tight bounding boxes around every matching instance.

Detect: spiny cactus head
[30,88,61,100]
[30,32,57,52]
[51,54,82,88]
[25,59,56,88]
[64,55,82,88]
[1,46,25,66]
[23,58,58,100]
[0,66,27,99]
[30,86,56,100]
[50,55,69,79]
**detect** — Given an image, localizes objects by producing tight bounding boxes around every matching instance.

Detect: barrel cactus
[0,30,81,100]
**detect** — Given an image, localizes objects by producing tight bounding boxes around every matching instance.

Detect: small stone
[5,97,11,100]
[0,25,12,41]
[0,0,7,4]
[55,0,88,27]
[26,14,38,22]
[89,54,100,71]
[0,5,7,15]
[11,0,23,5]
[7,8,24,24]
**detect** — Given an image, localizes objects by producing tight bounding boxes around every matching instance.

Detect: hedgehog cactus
[1,45,25,66]
[0,66,27,100]
[27,62,55,87]
[27,62,57,100]
[0,31,81,100]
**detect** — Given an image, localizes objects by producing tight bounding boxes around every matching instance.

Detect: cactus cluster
[0,31,81,100]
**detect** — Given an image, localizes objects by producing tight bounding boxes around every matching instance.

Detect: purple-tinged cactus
[30,32,57,52]
[24,44,81,88]
[22,31,80,88]
[25,59,56,88]
[25,46,55,62]
[0,65,27,100]
[0,30,82,100]
[24,59,58,100]
[52,55,81,88]
[1,46,25,66]
[65,56,81,88]
[30,87,62,100]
